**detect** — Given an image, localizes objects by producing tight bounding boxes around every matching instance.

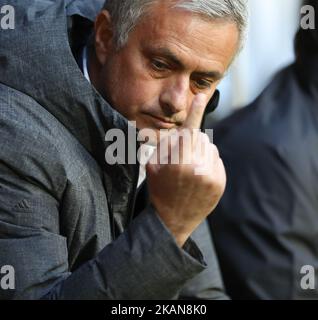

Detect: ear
[94,10,114,66]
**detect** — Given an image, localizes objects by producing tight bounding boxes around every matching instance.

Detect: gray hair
[103,0,248,49]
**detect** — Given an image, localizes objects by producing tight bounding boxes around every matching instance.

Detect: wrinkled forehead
[132,3,240,68]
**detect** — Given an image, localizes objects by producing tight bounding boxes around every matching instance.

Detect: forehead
[129,2,239,74]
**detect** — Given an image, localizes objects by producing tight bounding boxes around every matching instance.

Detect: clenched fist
[146,94,226,247]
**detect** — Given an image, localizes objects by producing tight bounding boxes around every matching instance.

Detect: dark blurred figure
[208,0,318,299]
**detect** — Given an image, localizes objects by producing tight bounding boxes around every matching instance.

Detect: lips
[146,114,177,129]
[150,114,175,124]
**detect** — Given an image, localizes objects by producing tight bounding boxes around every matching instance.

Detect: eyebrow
[150,47,224,81]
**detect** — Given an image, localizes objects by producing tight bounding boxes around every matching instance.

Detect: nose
[159,76,189,116]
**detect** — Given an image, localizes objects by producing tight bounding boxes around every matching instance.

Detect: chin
[137,127,161,146]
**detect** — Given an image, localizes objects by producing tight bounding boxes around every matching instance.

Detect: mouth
[145,114,178,130]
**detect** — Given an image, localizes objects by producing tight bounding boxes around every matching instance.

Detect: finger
[182,93,208,130]
[193,135,213,173]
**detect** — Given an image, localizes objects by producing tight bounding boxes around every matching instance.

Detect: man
[0,0,245,299]
[208,0,318,299]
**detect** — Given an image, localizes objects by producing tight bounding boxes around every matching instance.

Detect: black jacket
[208,51,318,299]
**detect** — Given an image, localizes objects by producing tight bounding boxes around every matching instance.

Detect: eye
[151,59,169,72]
[193,78,213,90]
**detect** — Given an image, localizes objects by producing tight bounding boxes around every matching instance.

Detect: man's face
[95,2,239,141]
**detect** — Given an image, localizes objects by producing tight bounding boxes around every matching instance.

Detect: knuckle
[198,132,210,143]
[210,144,220,158]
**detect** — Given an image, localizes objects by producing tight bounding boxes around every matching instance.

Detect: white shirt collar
[82,46,91,83]
[137,144,156,188]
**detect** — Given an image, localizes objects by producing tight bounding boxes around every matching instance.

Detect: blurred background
[213,0,303,120]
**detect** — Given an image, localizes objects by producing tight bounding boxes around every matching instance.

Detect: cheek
[112,77,162,118]
[102,53,162,119]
